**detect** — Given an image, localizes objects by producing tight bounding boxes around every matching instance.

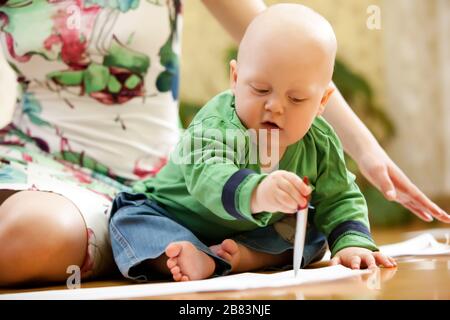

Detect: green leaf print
[156,70,172,92]
[85,0,140,12]
[103,37,150,75]
[28,114,51,127]
[22,93,51,127]
[107,75,122,93]
[57,151,110,176]
[156,20,180,99]
[124,74,141,90]
[84,63,110,94]
[159,38,178,69]
[2,0,31,7]
[7,128,35,145]
[47,70,84,86]
[0,164,27,184]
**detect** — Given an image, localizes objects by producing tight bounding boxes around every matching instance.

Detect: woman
[0,0,448,286]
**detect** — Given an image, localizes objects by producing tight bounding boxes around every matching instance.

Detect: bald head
[230,4,338,148]
[237,4,337,83]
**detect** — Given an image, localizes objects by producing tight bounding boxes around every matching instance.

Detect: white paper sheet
[378,233,450,257]
[321,232,450,261]
[405,228,450,241]
[0,265,369,300]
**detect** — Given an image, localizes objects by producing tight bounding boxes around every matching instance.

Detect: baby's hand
[251,170,311,214]
[330,247,397,269]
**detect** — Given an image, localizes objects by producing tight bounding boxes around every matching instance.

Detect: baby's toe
[167,258,177,269]
[217,250,232,262]
[170,266,180,275]
[165,243,182,259]
[181,275,189,281]
[173,272,182,282]
[221,239,239,255]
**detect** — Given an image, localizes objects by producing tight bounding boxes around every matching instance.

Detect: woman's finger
[395,182,444,220]
[374,166,397,201]
[389,165,450,222]
[402,201,434,222]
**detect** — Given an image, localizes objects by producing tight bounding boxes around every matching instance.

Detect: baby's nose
[264,97,284,114]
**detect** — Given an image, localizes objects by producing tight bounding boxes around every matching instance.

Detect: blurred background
[178,0,450,229]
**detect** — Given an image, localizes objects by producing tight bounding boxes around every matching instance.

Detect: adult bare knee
[0,191,88,286]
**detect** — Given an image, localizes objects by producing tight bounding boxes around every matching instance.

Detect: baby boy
[109,4,396,282]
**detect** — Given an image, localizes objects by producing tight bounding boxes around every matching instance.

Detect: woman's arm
[323,87,450,222]
[322,85,378,161]
[0,49,17,129]
[201,0,450,222]
[200,0,265,43]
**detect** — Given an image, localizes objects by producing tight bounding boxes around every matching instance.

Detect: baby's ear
[229,60,238,94]
[317,85,335,116]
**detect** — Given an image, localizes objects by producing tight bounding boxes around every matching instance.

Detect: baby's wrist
[250,186,262,214]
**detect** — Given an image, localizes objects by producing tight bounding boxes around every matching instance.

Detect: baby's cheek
[287,124,308,143]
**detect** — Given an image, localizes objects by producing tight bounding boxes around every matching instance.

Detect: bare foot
[210,239,241,272]
[210,239,292,273]
[165,241,216,281]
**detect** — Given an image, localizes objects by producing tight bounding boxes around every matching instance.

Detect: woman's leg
[0,190,88,286]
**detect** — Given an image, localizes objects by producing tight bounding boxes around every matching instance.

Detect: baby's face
[230,43,334,149]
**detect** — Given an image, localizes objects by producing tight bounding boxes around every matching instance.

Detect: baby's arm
[311,120,380,260]
[176,116,286,227]
[331,247,396,269]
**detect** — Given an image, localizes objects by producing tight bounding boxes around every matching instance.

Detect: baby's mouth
[261,121,281,130]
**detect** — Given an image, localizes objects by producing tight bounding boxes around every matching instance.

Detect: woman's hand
[357,147,450,223]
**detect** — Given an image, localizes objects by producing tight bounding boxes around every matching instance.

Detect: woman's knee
[0,190,88,285]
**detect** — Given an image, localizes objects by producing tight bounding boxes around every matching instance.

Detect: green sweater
[133,91,378,256]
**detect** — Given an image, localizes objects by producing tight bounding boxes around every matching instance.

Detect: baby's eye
[289,96,306,104]
[250,85,270,95]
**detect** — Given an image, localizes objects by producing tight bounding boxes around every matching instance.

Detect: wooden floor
[1,222,450,300]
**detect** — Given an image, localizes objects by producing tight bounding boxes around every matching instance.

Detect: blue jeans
[109,192,327,281]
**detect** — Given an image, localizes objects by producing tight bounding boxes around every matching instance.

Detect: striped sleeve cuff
[328,221,378,256]
[221,169,272,226]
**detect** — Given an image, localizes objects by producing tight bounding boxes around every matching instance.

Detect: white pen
[293,205,310,277]
[293,177,312,278]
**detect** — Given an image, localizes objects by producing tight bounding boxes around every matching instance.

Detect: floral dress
[0,0,182,278]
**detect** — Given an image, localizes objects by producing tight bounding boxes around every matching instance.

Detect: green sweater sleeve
[310,123,378,257]
[172,118,272,227]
